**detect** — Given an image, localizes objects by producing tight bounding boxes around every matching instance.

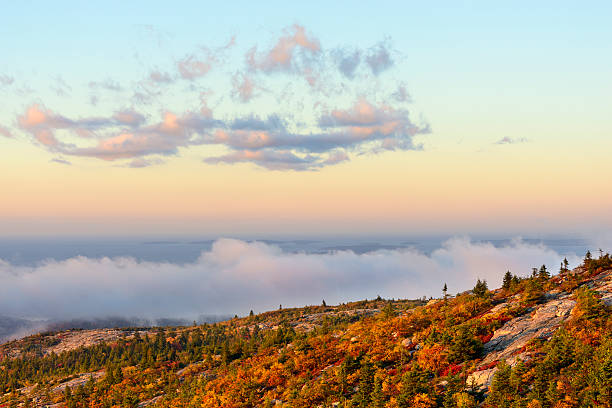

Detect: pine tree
[487,360,512,407]
[538,264,549,280]
[397,364,429,407]
[502,271,513,290]
[372,375,385,408]
[473,279,488,297]
[443,283,448,300]
[353,360,375,408]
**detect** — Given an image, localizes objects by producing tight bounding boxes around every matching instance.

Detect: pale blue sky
[1,1,611,236]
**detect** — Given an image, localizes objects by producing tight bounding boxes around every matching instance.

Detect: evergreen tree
[397,365,429,407]
[448,327,483,363]
[353,360,375,408]
[509,359,526,396]
[472,279,488,298]
[524,279,544,303]
[382,302,397,319]
[538,264,550,280]
[487,360,512,408]
[372,375,385,408]
[443,283,448,299]
[502,271,513,290]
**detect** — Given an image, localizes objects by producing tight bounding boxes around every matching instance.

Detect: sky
[1,1,612,237]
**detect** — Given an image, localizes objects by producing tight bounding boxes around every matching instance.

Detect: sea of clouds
[0,237,586,325]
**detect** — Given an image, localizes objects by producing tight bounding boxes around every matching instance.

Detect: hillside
[1,253,611,408]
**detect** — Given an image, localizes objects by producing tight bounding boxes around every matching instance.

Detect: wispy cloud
[0,125,13,138]
[332,48,361,79]
[177,54,213,80]
[232,72,257,102]
[126,157,164,168]
[365,40,394,75]
[50,75,72,97]
[50,157,71,165]
[149,70,173,84]
[0,74,14,86]
[246,24,321,74]
[495,136,529,145]
[88,78,123,92]
[6,25,425,171]
[15,95,428,170]
[391,83,412,103]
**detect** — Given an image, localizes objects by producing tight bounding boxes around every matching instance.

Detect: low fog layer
[0,237,582,325]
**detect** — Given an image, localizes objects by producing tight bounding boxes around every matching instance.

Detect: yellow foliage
[453,392,476,408]
[412,393,436,408]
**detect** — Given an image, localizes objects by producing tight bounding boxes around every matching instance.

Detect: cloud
[232,72,257,102]
[366,41,394,75]
[50,75,72,97]
[50,157,71,165]
[246,24,321,82]
[126,158,164,168]
[177,55,212,80]
[9,26,424,170]
[0,125,13,138]
[204,149,346,171]
[0,237,580,322]
[149,70,173,84]
[15,96,427,170]
[0,74,14,86]
[495,137,529,145]
[391,83,411,103]
[332,48,361,79]
[15,105,209,159]
[88,79,123,92]
[65,112,211,160]
[17,104,140,147]
[113,109,146,126]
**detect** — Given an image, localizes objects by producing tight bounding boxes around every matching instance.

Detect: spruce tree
[502,271,513,290]
[538,264,549,280]
[487,360,512,407]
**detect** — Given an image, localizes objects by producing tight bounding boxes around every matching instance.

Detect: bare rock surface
[51,370,105,393]
[480,295,575,367]
[469,269,612,390]
[467,367,497,391]
[45,329,143,355]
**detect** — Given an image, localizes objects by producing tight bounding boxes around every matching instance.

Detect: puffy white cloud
[0,238,579,321]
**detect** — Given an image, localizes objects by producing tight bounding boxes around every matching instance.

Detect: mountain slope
[1,254,611,408]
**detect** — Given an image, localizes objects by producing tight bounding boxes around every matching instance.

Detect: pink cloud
[0,125,14,138]
[232,72,256,102]
[177,55,212,80]
[247,25,321,73]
